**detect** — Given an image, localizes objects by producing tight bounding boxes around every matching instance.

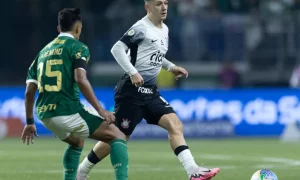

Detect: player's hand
[98,109,115,125]
[21,124,38,145]
[171,66,188,80]
[130,72,144,87]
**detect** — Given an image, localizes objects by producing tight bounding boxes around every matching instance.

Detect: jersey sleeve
[71,42,90,70]
[26,55,38,85]
[120,24,147,48]
[162,58,175,72]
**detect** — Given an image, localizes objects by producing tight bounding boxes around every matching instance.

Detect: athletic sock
[78,150,100,178]
[63,145,83,180]
[175,145,199,175]
[110,139,128,180]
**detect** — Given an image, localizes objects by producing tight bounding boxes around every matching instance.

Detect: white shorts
[41,107,103,140]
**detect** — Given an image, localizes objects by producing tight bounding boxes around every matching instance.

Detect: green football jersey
[26,34,90,120]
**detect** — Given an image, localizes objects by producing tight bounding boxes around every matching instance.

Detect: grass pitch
[0,138,299,180]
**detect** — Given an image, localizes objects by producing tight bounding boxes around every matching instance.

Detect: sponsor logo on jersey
[75,51,82,59]
[121,118,130,129]
[36,104,57,113]
[138,87,154,94]
[149,50,165,67]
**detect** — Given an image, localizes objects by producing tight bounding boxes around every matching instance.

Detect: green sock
[63,145,83,180]
[110,139,128,180]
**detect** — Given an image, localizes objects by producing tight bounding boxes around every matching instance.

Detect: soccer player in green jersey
[21,8,128,180]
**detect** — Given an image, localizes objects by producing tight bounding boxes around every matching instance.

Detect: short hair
[58,8,82,32]
[144,0,152,2]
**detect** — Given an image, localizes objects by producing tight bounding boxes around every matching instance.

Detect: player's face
[148,0,168,20]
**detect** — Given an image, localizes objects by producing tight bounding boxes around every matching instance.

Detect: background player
[290,64,300,88]
[77,0,220,180]
[21,8,128,180]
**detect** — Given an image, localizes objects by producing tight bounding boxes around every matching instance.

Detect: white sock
[177,149,199,175]
[77,157,95,178]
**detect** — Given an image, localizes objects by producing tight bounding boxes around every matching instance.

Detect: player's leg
[77,102,143,180]
[61,135,85,180]
[158,114,219,179]
[42,117,85,180]
[77,135,130,180]
[144,96,220,180]
[88,121,129,180]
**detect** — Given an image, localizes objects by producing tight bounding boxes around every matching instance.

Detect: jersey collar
[144,16,163,30]
[58,33,74,38]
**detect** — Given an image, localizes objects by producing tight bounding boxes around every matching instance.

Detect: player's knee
[171,119,183,134]
[113,130,126,141]
[71,139,84,148]
[108,125,126,141]
[64,136,84,148]
[165,116,183,135]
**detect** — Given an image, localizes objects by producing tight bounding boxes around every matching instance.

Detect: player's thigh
[89,122,126,144]
[113,100,144,136]
[144,95,176,125]
[78,106,127,144]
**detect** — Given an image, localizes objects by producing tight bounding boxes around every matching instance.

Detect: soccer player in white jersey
[77,0,220,180]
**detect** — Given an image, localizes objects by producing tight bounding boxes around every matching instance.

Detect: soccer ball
[250,169,278,180]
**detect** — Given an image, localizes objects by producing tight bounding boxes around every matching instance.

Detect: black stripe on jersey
[73,59,87,70]
[130,45,138,66]
[120,25,146,48]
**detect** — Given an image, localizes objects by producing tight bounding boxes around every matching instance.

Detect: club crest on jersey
[128,29,135,36]
[121,118,131,129]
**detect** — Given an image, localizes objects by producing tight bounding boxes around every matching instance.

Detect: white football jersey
[119,16,169,85]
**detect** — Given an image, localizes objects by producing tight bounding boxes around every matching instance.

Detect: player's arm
[162,58,188,80]
[73,46,115,124]
[162,58,175,72]
[25,83,37,123]
[111,41,137,76]
[74,68,102,113]
[111,25,146,86]
[22,59,39,145]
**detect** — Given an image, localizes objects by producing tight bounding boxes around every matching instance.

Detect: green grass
[0,138,299,180]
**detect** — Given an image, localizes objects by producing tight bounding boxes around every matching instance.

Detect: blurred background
[1,0,300,140]
[3,0,300,88]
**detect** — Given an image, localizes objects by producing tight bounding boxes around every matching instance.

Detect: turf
[0,138,299,180]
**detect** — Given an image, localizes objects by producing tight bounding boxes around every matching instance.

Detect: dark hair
[58,8,82,32]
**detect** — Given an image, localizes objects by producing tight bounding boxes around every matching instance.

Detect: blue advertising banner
[0,87,299,138]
